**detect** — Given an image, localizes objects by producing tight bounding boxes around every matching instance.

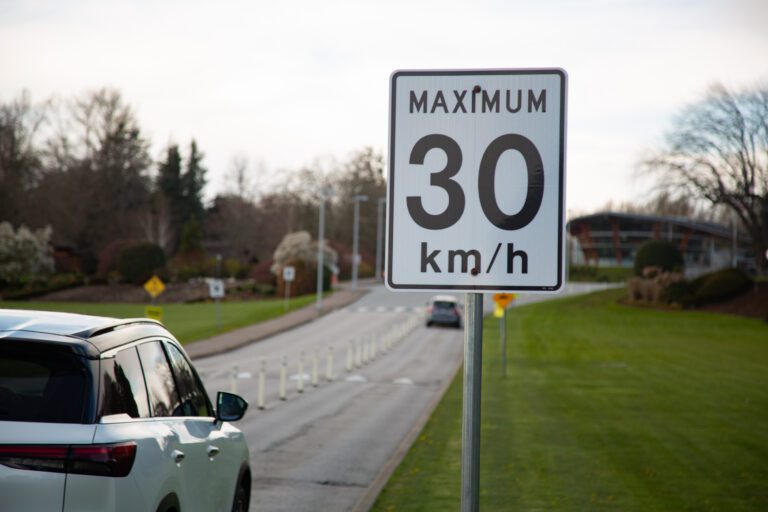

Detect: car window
[0,344,88,424]
[434,301,457,309]
[137,341,180,417]
[165,343,212,418]
[99,347,150,419]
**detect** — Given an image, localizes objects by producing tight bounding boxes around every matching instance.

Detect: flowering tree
[271,231,338,295]
[0,222,54,284]
[271,231,338,271]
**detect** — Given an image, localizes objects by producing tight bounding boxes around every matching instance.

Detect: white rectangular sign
[208,278,225,299]
[282,266,295,282]
[386,69,567,292]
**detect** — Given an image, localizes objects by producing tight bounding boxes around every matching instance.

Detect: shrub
[634,240,684,276]
[0,222,54,285]
[251,259,276,285]
[224,258,250,279]
[97,239,136,277]
[358,261,375,279]
[0,273,84,301]
[664,281,695,306]
[693,268,753,305]
[118,243,166,284]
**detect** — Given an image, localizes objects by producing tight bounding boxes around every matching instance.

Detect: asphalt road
[193,282,614,511]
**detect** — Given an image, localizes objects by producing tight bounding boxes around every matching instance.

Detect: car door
[137,340,217,512]
[162,341,243,512]
[70,345,178,512]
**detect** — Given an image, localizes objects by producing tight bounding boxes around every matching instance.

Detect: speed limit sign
[386,69,567,292]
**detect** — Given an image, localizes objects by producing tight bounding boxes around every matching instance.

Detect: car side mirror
[216,392,248,422]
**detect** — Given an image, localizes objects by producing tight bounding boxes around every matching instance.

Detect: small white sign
[387,69,567,292]
[208,279,225,299]
[283,266,296,282]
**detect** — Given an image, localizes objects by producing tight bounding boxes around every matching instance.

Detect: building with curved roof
[567,212,752,274]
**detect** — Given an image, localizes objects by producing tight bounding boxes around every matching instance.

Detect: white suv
[0,309,251,512]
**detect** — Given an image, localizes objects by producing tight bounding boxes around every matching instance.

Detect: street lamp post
[351,195,369,289]
[375,197,385,283]
[316,187,334,310]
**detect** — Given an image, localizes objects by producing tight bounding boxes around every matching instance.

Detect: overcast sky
[1,0,766,215]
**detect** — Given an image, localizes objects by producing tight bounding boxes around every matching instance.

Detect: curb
[351,355,464,512]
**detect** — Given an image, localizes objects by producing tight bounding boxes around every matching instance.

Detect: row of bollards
[229,313,423,411]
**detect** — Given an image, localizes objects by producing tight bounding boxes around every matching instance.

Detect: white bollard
[230,365,238,394]
[257,359,266,410]
[312,353,318,387]
[298,353,304,394]
[279,356,287,401]
[346,343,353,372]
[362,340,368,364]
[356,340,362,367]
[327,345,334,381]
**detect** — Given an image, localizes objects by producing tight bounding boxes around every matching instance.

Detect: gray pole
[352,199,361,289]
[284,280,290,314]
[351,195,368,290]
[316,195,325,310]
[461,292,483,512]
[501,308,507,378]
[375,197,385,282]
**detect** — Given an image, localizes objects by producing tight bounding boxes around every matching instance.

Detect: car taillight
[427,306,433,314]
[0,442,136,477]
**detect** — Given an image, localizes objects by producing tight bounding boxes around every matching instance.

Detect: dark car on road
[425,295,463,328]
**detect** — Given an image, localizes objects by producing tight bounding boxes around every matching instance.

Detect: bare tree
[32,88,153,254]
[643,83,768,272]
[0,91,48,225]
[225,154,266,201]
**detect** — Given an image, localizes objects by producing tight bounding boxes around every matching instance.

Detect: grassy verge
[0,294,318,344]
[373,288,768,511]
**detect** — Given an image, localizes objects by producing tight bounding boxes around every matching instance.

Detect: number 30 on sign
[386,69,567,293]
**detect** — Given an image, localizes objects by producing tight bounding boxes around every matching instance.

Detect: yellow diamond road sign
[143,275,166,298]
[493,293,516,308]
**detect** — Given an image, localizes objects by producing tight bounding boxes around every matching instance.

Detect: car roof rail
[73,318,166,339]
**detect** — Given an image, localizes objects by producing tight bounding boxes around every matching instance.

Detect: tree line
[0,87,386,285]
[1,81,765,286]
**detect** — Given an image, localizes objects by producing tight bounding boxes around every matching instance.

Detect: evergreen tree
[182,139,207,223]
[157,144,184,249]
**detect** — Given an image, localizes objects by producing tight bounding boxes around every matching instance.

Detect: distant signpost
[208,279,225,299]
[143,275,166,321]
[143,275,165,300]
[283,266,295,313]
[144,305,163,322]
[207,278,225,330]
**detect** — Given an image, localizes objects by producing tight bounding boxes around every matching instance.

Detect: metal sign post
[461,293,483,512]
[500,308,507,378]
[493,293,515,378]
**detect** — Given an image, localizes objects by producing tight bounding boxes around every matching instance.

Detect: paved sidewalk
[185,288,368,360]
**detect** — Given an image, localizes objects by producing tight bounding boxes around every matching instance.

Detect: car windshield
[433,301,456,310]
[0,344,88,424]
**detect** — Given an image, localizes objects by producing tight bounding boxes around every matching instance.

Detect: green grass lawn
[0,295,318,344]
[374,289,768,511]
